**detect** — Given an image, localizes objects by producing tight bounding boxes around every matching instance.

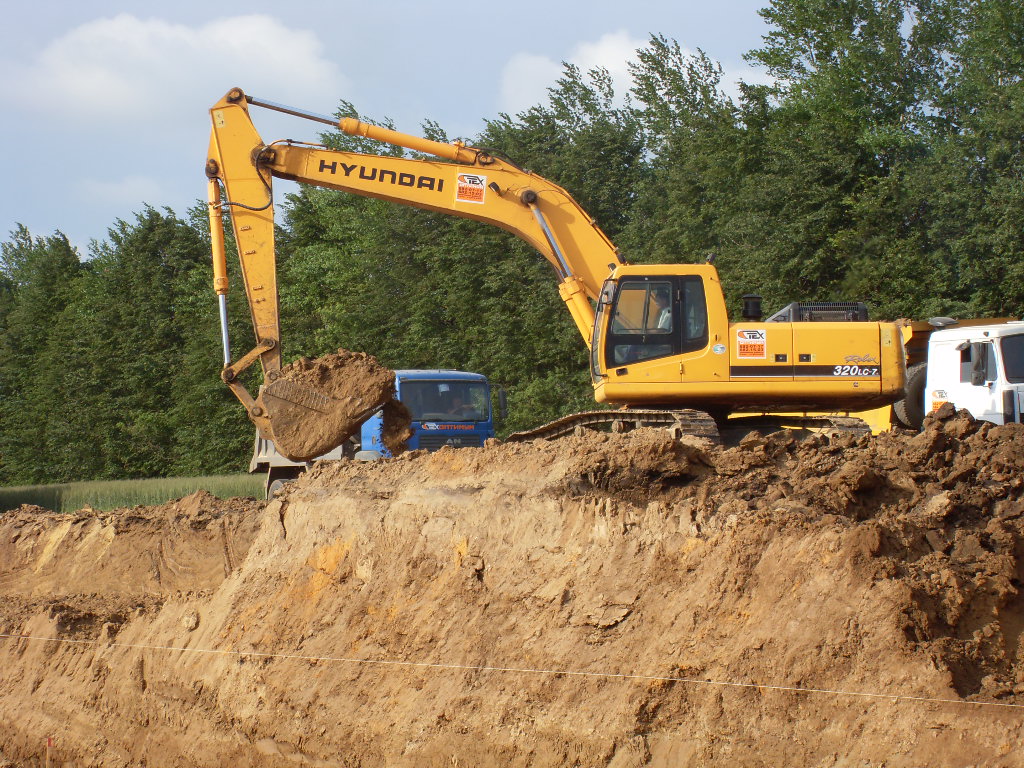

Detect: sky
[1,0,773,253]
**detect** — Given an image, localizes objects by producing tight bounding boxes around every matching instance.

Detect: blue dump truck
[251,369,499,497]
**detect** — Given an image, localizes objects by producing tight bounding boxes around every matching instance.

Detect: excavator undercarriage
[506,409,871,445]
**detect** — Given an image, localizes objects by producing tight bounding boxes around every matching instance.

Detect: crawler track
[505,409,722,443]
[506,410,871,445]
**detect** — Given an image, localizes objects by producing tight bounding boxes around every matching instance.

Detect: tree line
[1,0,1021,484]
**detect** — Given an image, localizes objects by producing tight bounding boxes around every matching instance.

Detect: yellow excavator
[206,88,907,458]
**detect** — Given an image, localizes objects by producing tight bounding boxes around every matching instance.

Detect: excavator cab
[590,265,732,405]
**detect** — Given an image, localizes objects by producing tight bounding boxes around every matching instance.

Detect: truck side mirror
[970,342,988,386]
[497,388,508,420]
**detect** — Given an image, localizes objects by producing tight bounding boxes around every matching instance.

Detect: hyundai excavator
[206,88,907,459]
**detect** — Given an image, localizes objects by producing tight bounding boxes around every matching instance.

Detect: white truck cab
[924,321,1024,425]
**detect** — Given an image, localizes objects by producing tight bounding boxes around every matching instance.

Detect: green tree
[928,0,1024,316]
[165,203,259,475]
[29,207,250,481]
[623,36,739,264]
[0,227,83,483]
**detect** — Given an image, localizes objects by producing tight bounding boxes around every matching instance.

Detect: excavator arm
[206,88,623,453]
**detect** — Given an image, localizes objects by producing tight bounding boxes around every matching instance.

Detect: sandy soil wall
[1,411,1022,766]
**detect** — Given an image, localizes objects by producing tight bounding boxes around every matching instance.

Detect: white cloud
[499,30,645,116]
[499,53,564,118]
[2,14,348,127]
[569,30,644,90]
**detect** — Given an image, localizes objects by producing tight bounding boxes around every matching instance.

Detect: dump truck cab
[360,370,496,456]
[924,321,1024,425]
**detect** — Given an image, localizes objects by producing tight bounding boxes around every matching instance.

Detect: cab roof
[395,369,488,382]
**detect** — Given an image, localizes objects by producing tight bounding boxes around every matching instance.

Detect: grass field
[0,474,264,514]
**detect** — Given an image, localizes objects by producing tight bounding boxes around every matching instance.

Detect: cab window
[1001,334,1024,383]
[610,282,673,335]
[960,342,997,385]
[604,277,707,366]
[681,277,708,352]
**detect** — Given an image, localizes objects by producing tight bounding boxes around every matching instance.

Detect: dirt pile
[1,410,1023,766]
[261,349,412,461]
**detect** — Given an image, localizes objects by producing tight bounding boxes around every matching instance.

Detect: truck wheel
[893,362,928,430]
[267,478,291,498]
[266,467,302,499]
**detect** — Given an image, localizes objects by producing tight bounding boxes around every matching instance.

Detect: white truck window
[959,342,997,385]
[959,346,972,383]
[1001,335,1024,383]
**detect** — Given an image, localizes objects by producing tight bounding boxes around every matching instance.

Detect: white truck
[895,318,1024,429]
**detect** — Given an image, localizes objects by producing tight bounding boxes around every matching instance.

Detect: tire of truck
[893,362,928,430]
[267,478,290,499]
[266,466,303,499]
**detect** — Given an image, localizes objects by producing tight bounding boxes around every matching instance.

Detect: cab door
[958,341,1002,422]
[601,276,711,383]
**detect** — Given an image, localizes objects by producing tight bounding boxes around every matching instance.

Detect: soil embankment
[1,410,1022,766]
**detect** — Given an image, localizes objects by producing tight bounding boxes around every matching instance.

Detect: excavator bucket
[256,349,407,462]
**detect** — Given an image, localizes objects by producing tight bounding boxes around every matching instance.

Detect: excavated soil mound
[1,410,1023,766]
[380,397,415,456]
[262,350,411,461]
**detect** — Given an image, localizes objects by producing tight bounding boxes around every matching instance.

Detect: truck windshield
[398,380,490,422]
[1001,334,1024,383]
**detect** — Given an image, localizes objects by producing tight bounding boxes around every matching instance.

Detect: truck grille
[418,433,484,451]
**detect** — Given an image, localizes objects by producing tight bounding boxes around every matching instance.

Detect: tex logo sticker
[736,329,767,359]
[456,173,487,204]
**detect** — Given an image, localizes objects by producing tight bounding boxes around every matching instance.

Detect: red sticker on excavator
[456,173,487,204]
[736,329,767,359]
